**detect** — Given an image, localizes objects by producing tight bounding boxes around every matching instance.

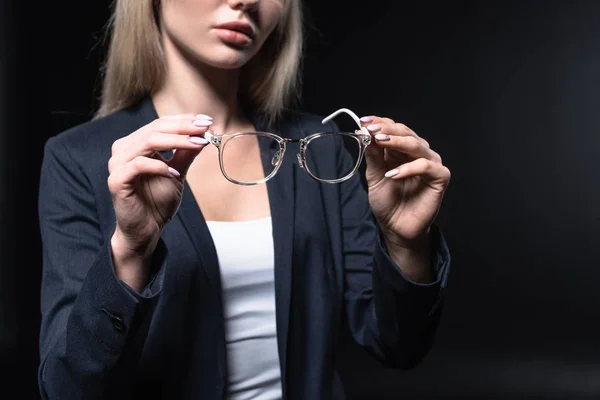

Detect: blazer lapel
[255,114,296,396]
[175,183,223,291]
[268,156,295,394]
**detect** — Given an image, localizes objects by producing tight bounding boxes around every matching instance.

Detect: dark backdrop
[1,1,599,398]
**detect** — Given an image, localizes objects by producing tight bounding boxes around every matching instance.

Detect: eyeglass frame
[204,108,371,186]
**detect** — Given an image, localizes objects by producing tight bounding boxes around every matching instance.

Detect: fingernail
[367,124,381,133]
[168,167,181,177]
[193,119,213,127]
[385,169,399,178]
[360,116,373,123]
[195,114,213,120]
[375,133,390,141]
[189,136,209,145]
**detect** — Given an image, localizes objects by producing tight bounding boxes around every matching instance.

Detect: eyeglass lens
[220,132,362,184]
[304,133,362,181]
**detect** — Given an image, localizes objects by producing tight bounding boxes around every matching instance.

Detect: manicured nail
[189,136,209,145]
[360,116,373,123]
[385,169,399,178]
[375,133,390,141]
[193,119,213,127]
[366,124,381,133]
[168,167,181,177]
[195,114,213,120]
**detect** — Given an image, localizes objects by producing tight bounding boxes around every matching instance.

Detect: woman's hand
[107,114,212,290]
[360,116,451,280]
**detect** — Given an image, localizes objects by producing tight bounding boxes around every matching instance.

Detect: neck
[152,35,248,134]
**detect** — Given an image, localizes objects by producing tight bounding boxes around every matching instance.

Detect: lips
[214,21,256,41]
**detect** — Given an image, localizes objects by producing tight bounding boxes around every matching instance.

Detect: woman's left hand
[360,115,451,250]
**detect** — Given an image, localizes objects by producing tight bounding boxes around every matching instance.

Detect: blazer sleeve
[37,137,168,399]
[336,123,451,369]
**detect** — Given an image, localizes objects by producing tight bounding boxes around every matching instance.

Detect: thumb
[167,140,207,179]
[360,128,387,182]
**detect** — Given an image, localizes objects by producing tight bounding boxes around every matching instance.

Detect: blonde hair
[96,0,303,122]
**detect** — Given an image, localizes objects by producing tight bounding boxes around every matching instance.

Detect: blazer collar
[136,97,296,395]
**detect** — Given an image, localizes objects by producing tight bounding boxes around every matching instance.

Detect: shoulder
[44,100,155,164]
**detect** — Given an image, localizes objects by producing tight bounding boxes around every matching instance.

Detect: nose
[228,0,259,12]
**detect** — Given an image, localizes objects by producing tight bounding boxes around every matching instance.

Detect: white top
[205,217,282,400]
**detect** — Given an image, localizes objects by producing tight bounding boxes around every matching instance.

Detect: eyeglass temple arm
[321,108,369,134]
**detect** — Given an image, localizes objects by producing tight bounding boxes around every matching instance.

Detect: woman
[38,0,452,399]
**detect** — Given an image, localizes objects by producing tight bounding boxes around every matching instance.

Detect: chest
[185,145,271,221]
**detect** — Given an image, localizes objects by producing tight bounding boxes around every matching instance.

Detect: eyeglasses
[204,108,371,185]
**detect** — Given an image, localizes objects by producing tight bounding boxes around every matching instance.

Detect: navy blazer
[38,98,450,399]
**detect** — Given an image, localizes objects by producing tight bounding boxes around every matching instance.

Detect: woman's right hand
[107,114,212,290]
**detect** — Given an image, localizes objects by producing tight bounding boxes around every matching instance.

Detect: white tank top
[205,217,282,400]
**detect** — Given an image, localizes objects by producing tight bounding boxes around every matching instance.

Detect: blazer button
[111,316,125,333]
[100,307,126,333]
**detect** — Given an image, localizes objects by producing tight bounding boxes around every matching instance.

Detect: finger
[361,115,430,144]
[109,150,169,175]
[360,116,406,133]
[160,113,212,121]
[121,117,213,147]
[111,132,210,168]
[113,115,212,155]
[373,134,440,162]
[384,158,451,184]
[108,156,180,194]
[111,117,211,161]
[147,117,213,136]
[359,116,409,182]
[360,115,438,160]
[353,127,385,178]
[168,147,205,179]
[363,118,418,139]
[363,130,387,178]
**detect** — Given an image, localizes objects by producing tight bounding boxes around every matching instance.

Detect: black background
[1,0,599,398]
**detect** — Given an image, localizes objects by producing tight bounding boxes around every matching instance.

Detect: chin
[168,33,258,72]
[201,46,257,70]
